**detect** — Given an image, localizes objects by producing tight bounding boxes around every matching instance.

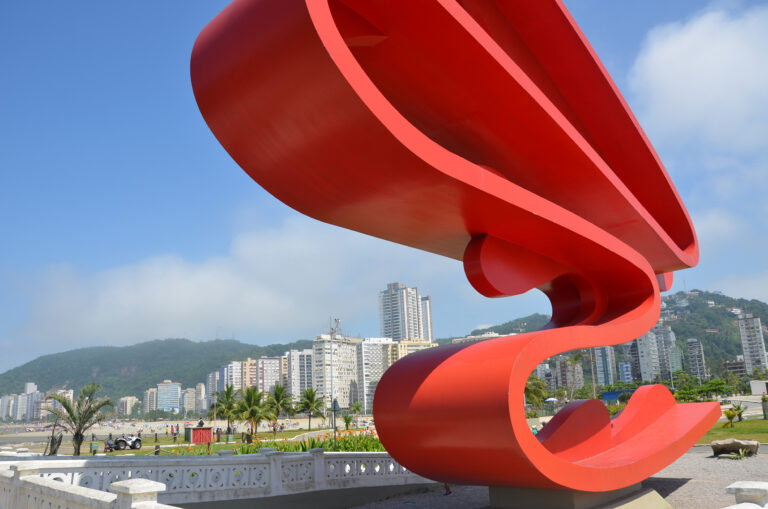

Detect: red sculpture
[191,0,720,491]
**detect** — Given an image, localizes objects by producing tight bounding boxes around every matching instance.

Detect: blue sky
[1,1,767,373]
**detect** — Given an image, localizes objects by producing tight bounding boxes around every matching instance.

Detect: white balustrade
[0,464,176,509]
[0,449,430,506]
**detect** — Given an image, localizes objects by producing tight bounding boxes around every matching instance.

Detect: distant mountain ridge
[0,338,312,401]
[2,290,765,401]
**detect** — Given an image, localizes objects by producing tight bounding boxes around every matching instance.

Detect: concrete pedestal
[489,484,671,509]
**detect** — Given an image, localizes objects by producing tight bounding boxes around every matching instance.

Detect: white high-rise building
[285,349,313,398]
[13,393,28,421]
[206,371,219,406]
[652,325,681,381]
[593,346,616,386]
[181,388,197,414]
[195,383,207,413]
[219,361,243,392]
[357,338,395,414]
[257,357,282,394]
[630,332,660,382]
[686,338,709,382]
[379,282,433,341]
[313,333,361,410]
[24,383,37,394]
[739,315,768,374]
[143,388,157,414]
[420,296,434,343]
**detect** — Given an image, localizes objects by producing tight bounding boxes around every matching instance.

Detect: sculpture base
[488,484,671,509]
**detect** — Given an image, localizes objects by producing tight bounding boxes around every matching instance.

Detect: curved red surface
[191,0,720,491]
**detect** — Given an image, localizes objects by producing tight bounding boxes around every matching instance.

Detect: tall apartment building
[143,388,157,414]
[256,357,282,394]
[13,393,28,421]
[379,282,433,341]
[0,395,15,420]
[357,338,395,414]
[117,396,139,415]
[652,325,681,381]
[313,333,361,410]
[628,332,660,382]
[181,388,197,414]
[686,338,709,382]
[241,358,258,389]
[739,315,768,374]
[156,380,181,413]
[593,346,616,386]
[219,361,243,392]
[420,296,434,343]
[554,357,584,391]
[195,383,207,413]
[24,383,37,394]
[206,371,219,406]
[617,361,633,383]
[284,349,313,398]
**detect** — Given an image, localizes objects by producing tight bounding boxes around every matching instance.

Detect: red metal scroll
[191,0,720,491]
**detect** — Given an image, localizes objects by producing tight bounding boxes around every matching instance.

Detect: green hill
[0,338,312,401]
[663,290,768,376]
[2,290,765,402]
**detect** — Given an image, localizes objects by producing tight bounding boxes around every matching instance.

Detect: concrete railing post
[310,448,327,491]
[11,464,39,509]
[109,479,166,509]
[260,449,283,496]
[726,481,768,506]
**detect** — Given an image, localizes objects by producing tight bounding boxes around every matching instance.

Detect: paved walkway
[352,445,768,509]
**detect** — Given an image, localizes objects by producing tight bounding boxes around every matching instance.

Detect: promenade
[352,445,767,509]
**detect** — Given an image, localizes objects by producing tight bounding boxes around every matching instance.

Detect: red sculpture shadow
[191,0,720,491]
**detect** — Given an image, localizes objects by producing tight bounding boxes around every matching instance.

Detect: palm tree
[732,402,745,422]
[350,401,363,416]
[298,388,325,431]
[525,375,548,408]
[236,387,275,436]
[268,385,293,422]
[47,383,112,456]
[208,384,238,434]
[342,414,353,430]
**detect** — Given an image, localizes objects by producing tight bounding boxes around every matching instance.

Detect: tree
[350,401,363,416]
[731,402,745,422]
[236,387,274,436]
[47,383,113,456]
[209,384,238,434]
[268,385,293,422]
[524,375,548,408]
[298,388,325,431]
[723,409,738,428]
[342,414,354,430]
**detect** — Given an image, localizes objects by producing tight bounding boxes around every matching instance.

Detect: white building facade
[356,338,395,414]
[739,315,768,374]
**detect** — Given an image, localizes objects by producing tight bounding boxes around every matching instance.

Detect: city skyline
[1,1,767,373]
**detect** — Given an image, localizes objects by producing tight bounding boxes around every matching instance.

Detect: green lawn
[697,418,768,444]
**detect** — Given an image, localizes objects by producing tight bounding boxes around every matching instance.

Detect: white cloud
[627,3,768,299]
[629,4,768,153]
[22,215,540,347]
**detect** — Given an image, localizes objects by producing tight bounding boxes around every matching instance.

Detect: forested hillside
[0,338,312,401]
[664,290,768,375]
